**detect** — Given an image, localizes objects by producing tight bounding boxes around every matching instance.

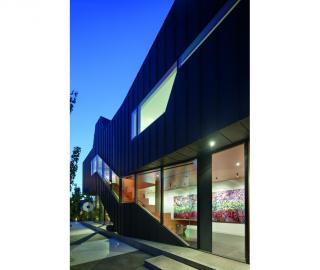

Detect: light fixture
[236,162,240,167]
[209,140,215,147]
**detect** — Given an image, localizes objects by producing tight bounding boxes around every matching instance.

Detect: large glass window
[131,109,137,139]
[121,175,135,203]
[163,160,197,247]
[111,171,120,200]
[139,66,177,133]
[91,155,98,175]
[212,144,245,262]
[103,162,110,183]
[97,156,103,176]
[137,169,161,220]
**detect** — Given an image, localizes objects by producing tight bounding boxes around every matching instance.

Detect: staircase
[94,174,187,247]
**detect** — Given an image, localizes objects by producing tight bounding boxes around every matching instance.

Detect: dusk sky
[71,0,174,189]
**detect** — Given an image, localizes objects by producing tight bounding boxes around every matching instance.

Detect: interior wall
[212,223,245,236]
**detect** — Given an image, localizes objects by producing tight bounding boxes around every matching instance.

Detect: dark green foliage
[70,90,78,113]
[70,185,83,221]
[70,146,81,191]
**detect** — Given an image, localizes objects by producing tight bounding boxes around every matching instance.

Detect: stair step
[145,255,197,270]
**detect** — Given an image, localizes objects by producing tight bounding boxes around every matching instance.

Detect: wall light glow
[209,141,215,147]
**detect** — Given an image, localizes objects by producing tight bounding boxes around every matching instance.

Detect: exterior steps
[82,222,249,270]
[145,255,197,270]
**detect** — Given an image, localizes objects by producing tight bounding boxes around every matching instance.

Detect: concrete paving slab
[145,255,197,270]
[82,222,249,270]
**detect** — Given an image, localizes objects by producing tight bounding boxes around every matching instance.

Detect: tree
[70,146,81,191]
[70,90,82,221]
[70,184,83,221]
[70,90,78,113]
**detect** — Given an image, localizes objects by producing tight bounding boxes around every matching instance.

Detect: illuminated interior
[163,161,197,247]
[122,175,135,203]
[137,169,161,221]
[212,144,246,261]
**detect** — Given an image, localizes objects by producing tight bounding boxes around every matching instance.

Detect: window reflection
[137,170,161,220]
[122,175,135,203]
[212,144,245,262]
[163,160,197,247]
[111,171,120,200]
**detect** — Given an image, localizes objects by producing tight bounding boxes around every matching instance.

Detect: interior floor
[212,232,245,262]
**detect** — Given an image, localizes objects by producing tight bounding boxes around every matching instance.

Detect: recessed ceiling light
[209,141,215,147]
[236,162,240,167]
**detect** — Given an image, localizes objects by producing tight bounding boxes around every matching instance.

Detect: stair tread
[145,255,197,270]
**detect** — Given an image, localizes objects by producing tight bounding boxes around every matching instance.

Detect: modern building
[83,0,249,264]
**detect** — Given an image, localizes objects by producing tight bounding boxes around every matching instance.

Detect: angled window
[103,162,110,182]
[91,155,98,176]
[138,65,177,134]
[131,109,137,139]
[111,171,120,200]
[97,156,103,176]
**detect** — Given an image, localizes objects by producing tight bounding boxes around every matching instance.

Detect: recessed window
[131,65,177,139]
[139,67,177,133]
[91,155,98,176]
[131,109,137,139]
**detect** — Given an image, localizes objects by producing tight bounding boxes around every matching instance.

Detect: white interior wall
[143,179,245,236]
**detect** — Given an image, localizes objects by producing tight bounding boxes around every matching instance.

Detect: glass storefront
[111,171,120,200]
[163,160,197,247]
[89,142,249,262]
[122,175,135,203]
[137,169,161,220]
[212,144,246,262]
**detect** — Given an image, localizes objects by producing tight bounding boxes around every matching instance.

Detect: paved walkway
[83,221,249,270]
[70,222,151,269]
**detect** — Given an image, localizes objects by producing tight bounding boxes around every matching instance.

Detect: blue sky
[71,0,174,190]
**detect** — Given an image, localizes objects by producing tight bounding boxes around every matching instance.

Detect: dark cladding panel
[164,85,176,155]
[157,30,166,83]
[124,98,129,176]
[185,0,201,47]
[165,3,177,67]
[84,0,249,186]
[175,0,187,58]
[143,128,150,166]
[149,120,158,163]
[235,0,250,119]
[173,69,187,149]
[143,56,151,97]
[185,54,201,143]
[150,39,158,91]
[157,117,165,160]
[197,153,212,251]
[199,28,220,137]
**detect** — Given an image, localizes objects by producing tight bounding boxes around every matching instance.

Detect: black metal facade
[82,0,250,263]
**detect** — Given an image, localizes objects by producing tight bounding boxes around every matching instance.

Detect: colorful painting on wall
[173,189,245,223]
[212,189,245,223]
[173,194,197,220]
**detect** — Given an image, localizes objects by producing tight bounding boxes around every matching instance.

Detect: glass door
[211,144,246,262]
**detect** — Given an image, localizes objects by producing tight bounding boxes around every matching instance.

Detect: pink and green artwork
[212,189,245,223]
[173,194,197,220]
